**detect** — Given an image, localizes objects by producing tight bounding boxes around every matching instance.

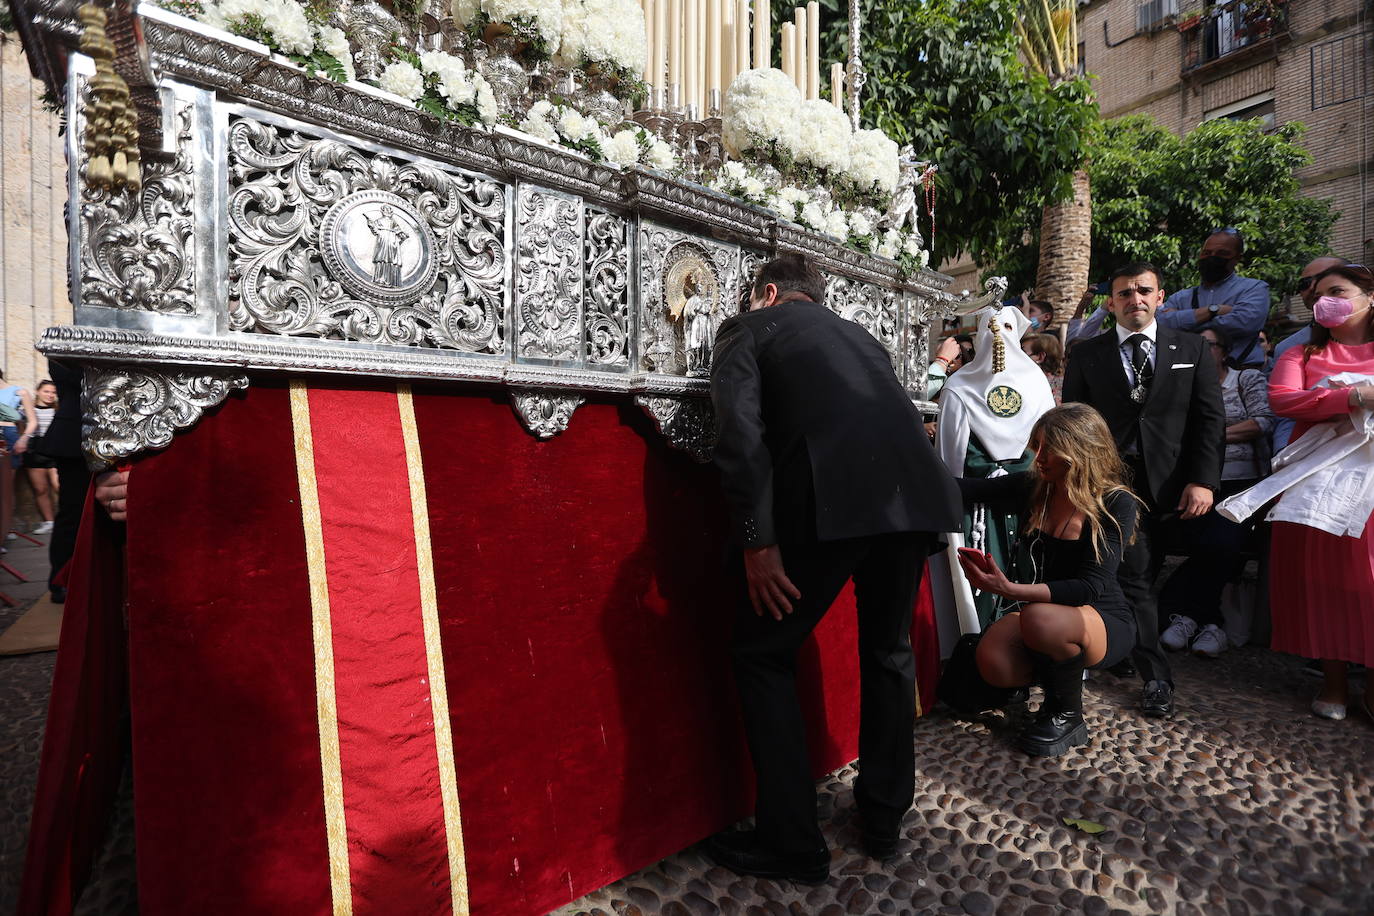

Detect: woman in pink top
[1268,263,1374,721]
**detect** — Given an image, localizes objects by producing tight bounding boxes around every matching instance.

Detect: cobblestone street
[3,557,1372,914]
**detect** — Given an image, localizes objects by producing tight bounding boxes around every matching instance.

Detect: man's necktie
[1125,333,1153,402]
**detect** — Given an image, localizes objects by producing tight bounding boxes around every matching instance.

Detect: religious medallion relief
[638,223,741,377]
[225,116,507,353]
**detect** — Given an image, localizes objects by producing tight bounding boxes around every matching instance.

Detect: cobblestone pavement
[4,559,1373,914]
[556,649,1374,916]
[0,530,60,915]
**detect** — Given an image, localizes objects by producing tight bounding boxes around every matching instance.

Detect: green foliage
[996,115,1338,306]
[815,0,1097,265]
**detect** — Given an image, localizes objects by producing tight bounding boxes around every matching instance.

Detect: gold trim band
[290,380,354,915]
[398,384,470,914]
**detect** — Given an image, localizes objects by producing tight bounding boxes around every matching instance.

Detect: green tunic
[962,436,1034,629]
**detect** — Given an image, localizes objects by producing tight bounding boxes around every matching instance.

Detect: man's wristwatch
[1207,303,1221,316]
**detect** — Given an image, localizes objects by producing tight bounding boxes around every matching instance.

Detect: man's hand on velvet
[743,545,802,621]
[95,468,130,522]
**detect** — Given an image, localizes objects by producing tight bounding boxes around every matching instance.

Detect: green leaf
[1062,817,1106,834]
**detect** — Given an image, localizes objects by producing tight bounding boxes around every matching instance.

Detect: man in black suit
[1062,262,1225,718]
[705,253,961,883]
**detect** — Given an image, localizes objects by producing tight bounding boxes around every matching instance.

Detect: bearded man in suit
[705,253,961,882]
[1062,262,1226,719]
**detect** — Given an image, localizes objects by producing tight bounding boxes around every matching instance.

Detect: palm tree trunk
[1035,168,1092,327]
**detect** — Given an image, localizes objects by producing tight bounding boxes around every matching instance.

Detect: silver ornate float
[16,1,1006,466]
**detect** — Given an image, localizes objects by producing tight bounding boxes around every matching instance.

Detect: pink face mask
[1313,295,1371,328]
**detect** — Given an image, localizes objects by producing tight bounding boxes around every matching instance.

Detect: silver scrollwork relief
[584,209,631,369]
[82,366,249,466]
[509,388,584,438]
[79,95,196,314]
[226,116,507,354]
[636,395,715,462]
[827,276,901,371]
[514,185,583,361]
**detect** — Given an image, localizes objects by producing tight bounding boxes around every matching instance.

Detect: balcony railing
[1180,0,1288,71]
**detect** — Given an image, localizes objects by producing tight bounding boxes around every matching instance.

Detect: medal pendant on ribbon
[1130,385,1146,404]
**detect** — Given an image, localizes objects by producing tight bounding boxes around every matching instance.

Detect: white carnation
[794,99,852,175]
[721,68,803,161]
[605,129,643,168]
[847,128,900,198]
[718,161,748,186]
[778,186,808,209]
[261,0,314,55]
[378,61,426,101]
[475,78,499,125]
[800,201,827,229]
[825,209,849,241]
[646,138,678,172]
[902,234,924,258]
[848,210,874,238]
[317,25,350,61]
[557,108,593,141]
[741,175,767,199]
[877,239,898,259]
[519,104,560,142]
[482,0,564,53]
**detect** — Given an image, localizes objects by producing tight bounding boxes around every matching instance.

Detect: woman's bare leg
[26,467,53,521]
[975,613,1035,688]
[1017,602,1108,667]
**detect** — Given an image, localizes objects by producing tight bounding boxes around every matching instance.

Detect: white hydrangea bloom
[605,129,643,168]
[720,68,803,161]
[825,208,849,241]
[847,128,900,197]
[378,61,426,101]
[559,0,647,75]
[794,99,852,175]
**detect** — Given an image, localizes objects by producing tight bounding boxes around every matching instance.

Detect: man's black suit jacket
[1061,325,1225,510]
[710,298,961,548]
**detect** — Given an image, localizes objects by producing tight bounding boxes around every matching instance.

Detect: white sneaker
[1192,624,1229,658]
[4,532,14,541]
[1161,615,1199,651]
[32,521,53,535]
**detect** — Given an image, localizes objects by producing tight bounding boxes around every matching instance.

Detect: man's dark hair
[1208,226,1246,255]
[1108,262,1162,290]
[752,253,827,306]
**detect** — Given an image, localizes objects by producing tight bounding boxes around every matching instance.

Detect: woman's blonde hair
[1025,403,1140,560]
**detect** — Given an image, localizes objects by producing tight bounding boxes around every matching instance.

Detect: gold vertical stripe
[397,384,470,915]
[290,380,354,916]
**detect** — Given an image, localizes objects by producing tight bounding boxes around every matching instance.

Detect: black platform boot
[1018,650,1089,757]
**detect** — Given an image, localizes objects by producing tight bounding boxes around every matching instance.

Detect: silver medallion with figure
[320,190,439,305]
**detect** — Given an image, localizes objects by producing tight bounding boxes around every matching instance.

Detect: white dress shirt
[1114,320,1158,388]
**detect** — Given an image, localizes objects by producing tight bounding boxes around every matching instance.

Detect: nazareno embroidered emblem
[986,385,1023,417]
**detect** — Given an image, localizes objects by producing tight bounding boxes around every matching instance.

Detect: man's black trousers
[1119,458,1174,686]
[730,531,931,856]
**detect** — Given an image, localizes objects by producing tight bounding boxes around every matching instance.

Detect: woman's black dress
[957,472,1138,669]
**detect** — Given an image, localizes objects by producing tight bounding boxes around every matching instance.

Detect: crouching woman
[956,403,1141,756]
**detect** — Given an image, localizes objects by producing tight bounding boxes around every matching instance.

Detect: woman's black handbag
[937,633,1017,714]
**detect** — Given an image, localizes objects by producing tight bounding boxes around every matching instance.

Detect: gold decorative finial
[990,314,1006,374]
[78,3,141,193]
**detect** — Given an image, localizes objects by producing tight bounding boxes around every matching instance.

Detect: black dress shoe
[703,831,829,885]
[1141,680,1175,718]
[49,586,66,604]
[1016,710,1088,756]
[1106,658,1137,679]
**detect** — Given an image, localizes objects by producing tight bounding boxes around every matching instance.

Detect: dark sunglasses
[1300,262,1374,290]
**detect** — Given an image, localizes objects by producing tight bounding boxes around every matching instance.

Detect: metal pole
[846,0,866,128]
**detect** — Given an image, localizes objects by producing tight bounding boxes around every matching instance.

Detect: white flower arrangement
[196,0,356,81]
[375,50,499,127]
[824,208,850,243]
[846,128,900,201]
[847,210,874,239]
[519,101,678,171]
[451,0,563,59]
[720,69,802,167]
[558,0,648,80]
[794,99,852,177]
[709,161,770,206]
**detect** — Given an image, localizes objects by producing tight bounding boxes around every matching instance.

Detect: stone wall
[0,38,71,392]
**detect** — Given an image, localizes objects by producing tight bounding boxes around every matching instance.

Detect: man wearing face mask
[1158,228,1271,367]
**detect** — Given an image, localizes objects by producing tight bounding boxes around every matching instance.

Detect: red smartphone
[957,546,991,568]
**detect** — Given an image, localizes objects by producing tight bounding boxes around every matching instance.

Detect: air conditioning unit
[1138,0,1179,32]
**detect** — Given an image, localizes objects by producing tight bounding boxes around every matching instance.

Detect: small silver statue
[881,145,925,242]
[364,205,409,286]
[682,270,713,376]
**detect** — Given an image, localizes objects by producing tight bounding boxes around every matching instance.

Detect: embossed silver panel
[82,365,249,466]
[225,114,508,354]
[584,209,632,370]
[514,184,584,363]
